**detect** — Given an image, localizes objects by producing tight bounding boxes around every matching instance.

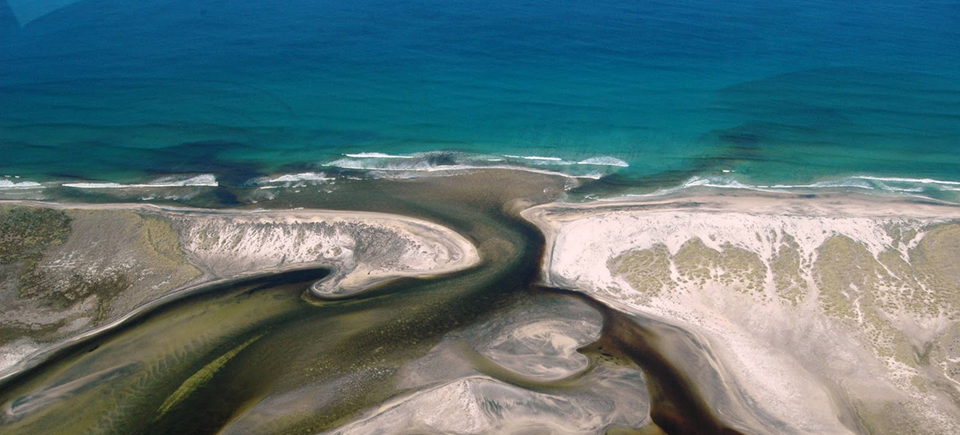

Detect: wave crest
[62,174,218,189]
[0,179,43,190]
[321,151,630,180]
[577,156,629,167]
[632,174,960,201]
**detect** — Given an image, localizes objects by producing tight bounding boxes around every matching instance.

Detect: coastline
[524,190,960,434]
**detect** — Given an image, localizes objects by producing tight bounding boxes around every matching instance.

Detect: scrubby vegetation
[0,206,203,354]
[0,206,71,264]
[606,219,960,434]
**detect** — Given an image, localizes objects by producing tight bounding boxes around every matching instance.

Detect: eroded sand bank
[0,201,478,376]
[524,192,960,434]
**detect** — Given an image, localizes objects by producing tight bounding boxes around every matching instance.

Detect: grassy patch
[770,233,807,305]
[914,224,960,310]
[673,238,766,295]
[0,206,71,264]
[609,244,673,302]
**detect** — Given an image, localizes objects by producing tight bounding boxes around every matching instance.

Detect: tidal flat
[1,170,958,434]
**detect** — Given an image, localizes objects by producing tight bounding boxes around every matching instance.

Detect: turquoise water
[1,0,959,197]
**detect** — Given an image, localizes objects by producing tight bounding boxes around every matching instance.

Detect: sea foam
[850,176,960,186]
[263,172,334,183]
[322,151,606,180]
[624,174,960,201]
[0,179,43,189]
[504,155,564,161]
[62,174,218,189]
[576,156,629,167]
[344,152,413,159]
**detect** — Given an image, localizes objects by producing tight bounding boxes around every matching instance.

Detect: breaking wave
[631,175,960,202]
[344,152,413,159]
[252,172,335,189]
[0,179,43,189]
[321,151,629,180]
[576,156,629,167]
[61,174,218,189]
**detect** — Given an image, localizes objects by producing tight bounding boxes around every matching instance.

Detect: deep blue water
[1,0,959,197]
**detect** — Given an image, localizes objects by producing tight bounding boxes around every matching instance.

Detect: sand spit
[524,193,960,435]
[0,201,478,376]
[168,207,478,296]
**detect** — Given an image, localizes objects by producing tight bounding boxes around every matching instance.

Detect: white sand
[524,193,960,434]
[167,208,479,295]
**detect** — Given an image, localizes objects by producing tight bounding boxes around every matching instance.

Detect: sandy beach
[524,191,960,434]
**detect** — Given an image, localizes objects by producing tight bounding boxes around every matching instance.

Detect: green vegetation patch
[157,333,265,418]
[852,399,929,435]
[673,238,719,286]
[0,206,72,264]
[814,235,918,367]
[608,243,674,303]
[813,235,877,321]
[610,238,768,302]
[914,224,960,311]
[673,238,766,295]
[936,321,960,386]
[0,206,82,307]
[141,215,192,270]
[770,233,807,305]
[716,242,767,294]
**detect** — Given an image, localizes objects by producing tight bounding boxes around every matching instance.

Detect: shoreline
[6,161,960,210]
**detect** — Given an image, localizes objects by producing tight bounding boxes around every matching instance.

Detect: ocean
[2,0,959,200]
